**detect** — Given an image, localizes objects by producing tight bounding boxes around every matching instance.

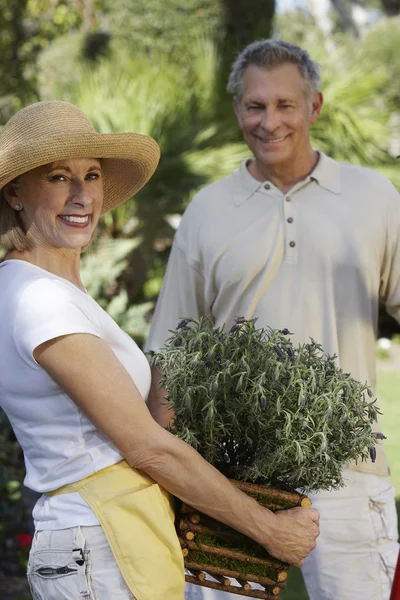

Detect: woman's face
[11,158,103,251]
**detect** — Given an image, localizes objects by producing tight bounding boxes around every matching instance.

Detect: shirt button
[285,196,291,202]
[264,183,270,190]
[289,241,296,248]
[287,217,293,223]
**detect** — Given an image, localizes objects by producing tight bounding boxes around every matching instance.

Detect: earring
[14,204,22,211]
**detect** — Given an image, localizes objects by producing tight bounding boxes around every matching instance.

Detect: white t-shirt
[0,259,151,530]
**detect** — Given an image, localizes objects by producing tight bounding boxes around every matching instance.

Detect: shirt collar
[232,160,265,207]
[232,151,341,206]
[310,151,341,194]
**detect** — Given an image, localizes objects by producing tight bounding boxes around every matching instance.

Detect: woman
[0,101,319,600]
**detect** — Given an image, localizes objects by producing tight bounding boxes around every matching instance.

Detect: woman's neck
[6,247,85,291]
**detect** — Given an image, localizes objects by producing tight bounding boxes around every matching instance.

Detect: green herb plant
[152,317,382,492]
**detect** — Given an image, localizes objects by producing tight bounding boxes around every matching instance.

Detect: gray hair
[227,40,321,100]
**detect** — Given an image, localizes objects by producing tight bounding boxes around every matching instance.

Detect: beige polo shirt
[145,152,400,477]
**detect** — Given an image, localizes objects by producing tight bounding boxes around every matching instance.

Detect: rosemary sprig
[151,317,381,492]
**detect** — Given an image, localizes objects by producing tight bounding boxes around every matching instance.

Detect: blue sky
[277,0,329,13]
[277,0,306,12]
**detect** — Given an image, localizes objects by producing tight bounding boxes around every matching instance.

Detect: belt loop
[74,525,86,553]
[73,526,89,597]
[31,530,40,551]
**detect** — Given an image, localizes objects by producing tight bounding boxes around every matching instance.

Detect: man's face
[234,63,323,172]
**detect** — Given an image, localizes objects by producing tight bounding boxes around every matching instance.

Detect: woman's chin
[54,236,93,251]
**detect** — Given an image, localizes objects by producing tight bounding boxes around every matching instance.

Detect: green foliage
[312,57,391,165]
[24,0,83,49]
[81,238,152,344]
[153,318,381,492]
[0,415,24,515]
[0,411,31,572]
[81,238,140,305]
[99,0,222,56]
[0,0,84,123]
[361,16,400,108]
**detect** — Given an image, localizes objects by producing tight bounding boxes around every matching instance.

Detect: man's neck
[248,149,319,195]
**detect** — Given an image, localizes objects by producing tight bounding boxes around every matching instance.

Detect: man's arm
[145,238,207,424]
[144,240,207,355]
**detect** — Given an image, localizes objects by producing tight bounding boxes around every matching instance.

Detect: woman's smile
[58,214,91,227]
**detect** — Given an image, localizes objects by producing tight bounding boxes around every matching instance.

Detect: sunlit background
[0,1,399,598]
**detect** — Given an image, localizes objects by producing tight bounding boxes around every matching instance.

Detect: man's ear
[233,98,243,127]
[310,91,323,124]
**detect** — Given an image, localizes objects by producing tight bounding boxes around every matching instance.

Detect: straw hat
[0,101,160,214]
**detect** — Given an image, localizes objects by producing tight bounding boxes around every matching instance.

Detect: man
[145,40,400,600]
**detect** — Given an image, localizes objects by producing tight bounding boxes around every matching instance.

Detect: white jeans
[184,471,399,600]
[27,525,135,600]
[302,470,399,600]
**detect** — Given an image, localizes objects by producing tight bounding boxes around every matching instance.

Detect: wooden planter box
[177,481,311,599]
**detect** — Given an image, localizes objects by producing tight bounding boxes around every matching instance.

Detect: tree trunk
[329,0,360,37]
[217,0,275,106]
[222,0,275,51]
[381,0,400,15]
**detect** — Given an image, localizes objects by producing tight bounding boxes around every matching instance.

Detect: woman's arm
[34,333,319,566]
[146,365,173,428]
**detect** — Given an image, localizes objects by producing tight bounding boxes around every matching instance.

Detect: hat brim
[0,132,160,213]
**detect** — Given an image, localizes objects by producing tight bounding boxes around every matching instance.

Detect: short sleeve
[144,240,206,353]
[14,278,101,364]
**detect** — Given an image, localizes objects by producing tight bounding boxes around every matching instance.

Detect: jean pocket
[369,485,398,543]
[369,484,399,596]
[28,549,91,600]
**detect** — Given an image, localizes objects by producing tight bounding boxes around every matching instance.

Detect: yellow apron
[46,460,184,600]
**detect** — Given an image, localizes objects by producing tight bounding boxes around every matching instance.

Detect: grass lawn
[281,370,400,600]
[378,371,400,495]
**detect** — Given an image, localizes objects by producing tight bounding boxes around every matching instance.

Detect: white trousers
[184,470,399,600]
[27,525,135,600]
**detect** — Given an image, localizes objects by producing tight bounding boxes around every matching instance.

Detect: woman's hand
[261,506,320,566]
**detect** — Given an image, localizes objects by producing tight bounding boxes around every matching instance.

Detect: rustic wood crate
[177,480,311,599]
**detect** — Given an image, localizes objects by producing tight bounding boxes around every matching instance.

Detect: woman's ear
[2,180,22,211]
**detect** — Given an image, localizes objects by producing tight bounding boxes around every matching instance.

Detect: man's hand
[262,507,320,566]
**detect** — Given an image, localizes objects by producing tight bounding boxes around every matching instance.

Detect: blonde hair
[0,178,32,252]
